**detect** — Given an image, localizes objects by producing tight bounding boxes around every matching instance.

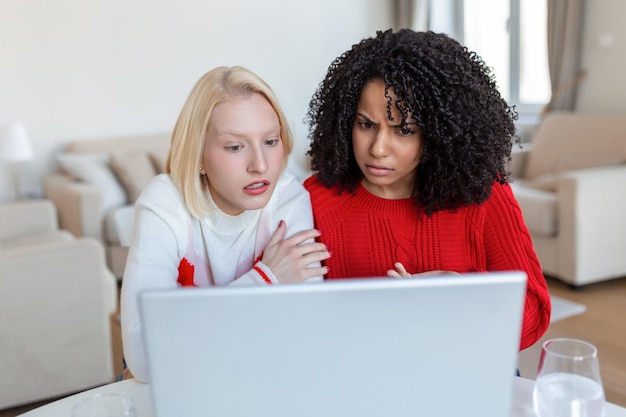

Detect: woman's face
[201,92,285,215]
[352,79,423,199]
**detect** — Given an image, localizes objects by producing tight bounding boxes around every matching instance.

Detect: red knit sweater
[304,175,551,350]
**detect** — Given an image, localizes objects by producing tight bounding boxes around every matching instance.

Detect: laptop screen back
[140,272,526,417]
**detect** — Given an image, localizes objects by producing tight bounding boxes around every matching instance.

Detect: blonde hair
[165,66,294,218]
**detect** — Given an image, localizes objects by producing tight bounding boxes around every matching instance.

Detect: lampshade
[0,121,34,162]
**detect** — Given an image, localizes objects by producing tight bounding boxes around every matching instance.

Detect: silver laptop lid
[140,271,526,417]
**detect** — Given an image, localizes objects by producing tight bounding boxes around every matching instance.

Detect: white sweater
[121,173,321,382]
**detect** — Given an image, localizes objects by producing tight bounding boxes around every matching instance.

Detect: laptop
[139,272,526,417]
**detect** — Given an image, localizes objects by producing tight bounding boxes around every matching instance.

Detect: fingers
[282,226,322,246]
[266,220,287,247]
[387,269,401,278]
[262,221,330,284]
[393,262,411,277]
[289,241,330,260]
[300,265,329,280]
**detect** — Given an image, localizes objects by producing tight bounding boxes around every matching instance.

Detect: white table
[18,377,626,417]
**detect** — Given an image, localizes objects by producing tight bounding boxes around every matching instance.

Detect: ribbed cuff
[252,261,279,285]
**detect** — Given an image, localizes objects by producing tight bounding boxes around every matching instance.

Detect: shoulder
[270,172,310,206]
[484,181,519,209]
[135,174,191,222]
[303,174,323,192]
[137,174,180,202]
[303,174,356,217]
[303,174,339,200]
[466,181,525,229]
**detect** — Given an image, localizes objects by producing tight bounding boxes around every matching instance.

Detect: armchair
[0,200,118,410]
[510,112,626,287]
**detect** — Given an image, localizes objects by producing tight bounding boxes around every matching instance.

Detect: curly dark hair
[306,29,518,214]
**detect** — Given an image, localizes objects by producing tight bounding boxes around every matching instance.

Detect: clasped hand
[387,262,460,278]
[261,220,330,283]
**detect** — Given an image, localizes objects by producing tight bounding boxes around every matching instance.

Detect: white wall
[3,0,625,203]
[0,0,392,202]
[576,0,626,114]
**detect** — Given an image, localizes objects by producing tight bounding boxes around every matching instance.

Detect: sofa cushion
[524,113,626,179]
[110,150,158,203]
[57,153,127,210]
[1,231,74,251]
[510,182,558,238]
[103,207,125,245]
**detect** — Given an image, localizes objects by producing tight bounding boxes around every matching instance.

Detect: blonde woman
[121,66,330,383]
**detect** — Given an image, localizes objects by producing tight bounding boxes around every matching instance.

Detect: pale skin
[352,79,454,279]
[200,92,329,283]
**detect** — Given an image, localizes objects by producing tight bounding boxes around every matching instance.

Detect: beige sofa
[510,112,626,287]
[44,133,171,279]
[0,200,117,410]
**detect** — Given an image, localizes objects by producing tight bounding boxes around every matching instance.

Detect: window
[454,0,551,115]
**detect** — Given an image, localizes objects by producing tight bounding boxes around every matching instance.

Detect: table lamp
[0,121,34,200]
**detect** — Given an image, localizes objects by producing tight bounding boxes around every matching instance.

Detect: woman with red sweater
[303,29,550,350]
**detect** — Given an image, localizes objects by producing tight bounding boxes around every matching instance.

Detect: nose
[370,130,390,158]
[247,146,268,174]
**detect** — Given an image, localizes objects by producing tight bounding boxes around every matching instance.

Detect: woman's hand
[387,262,412,278]
[262,220,330,283]
[387,262,460,278]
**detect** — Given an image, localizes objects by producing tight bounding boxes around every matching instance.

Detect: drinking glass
[532,338,605,417]
[71,392,137,417]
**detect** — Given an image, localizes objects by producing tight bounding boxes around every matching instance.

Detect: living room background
[1,0,625,203]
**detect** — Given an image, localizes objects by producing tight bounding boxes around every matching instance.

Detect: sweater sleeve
[120,193,184,383]
[482,182,551,350]
[276,178,323,283]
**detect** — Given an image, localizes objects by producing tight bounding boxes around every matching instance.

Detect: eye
[357,121,375,129]
[264,138,280,146]
[397,126,416,136]
[226,145,242,152]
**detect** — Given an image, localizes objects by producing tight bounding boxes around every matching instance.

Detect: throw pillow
[57,153,127,210]
[110,150,158,203]
[148,149,168,174]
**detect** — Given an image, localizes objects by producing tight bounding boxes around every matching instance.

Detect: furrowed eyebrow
[355,113,376,124]
[356,112,416,128]
[391,122,418,128]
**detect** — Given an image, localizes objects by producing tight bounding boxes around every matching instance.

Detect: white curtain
[544,0,587,114]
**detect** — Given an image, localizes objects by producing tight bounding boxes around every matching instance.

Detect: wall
[2,1,625,203]
[0,0,392,202]
[576,0,626,114]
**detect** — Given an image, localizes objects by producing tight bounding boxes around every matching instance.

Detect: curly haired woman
[303,29,550,350]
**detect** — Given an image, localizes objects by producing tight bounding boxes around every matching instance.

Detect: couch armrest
[556,165,626,283]
[0,238,117,408]
[44,174,104,241]
[0,200,58,244]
